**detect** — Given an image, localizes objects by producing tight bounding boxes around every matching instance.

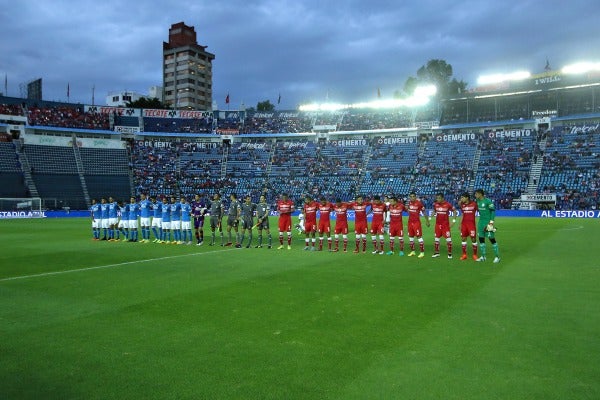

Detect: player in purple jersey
[191,193,208,245]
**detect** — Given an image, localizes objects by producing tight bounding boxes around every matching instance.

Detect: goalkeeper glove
[486,221,497,232]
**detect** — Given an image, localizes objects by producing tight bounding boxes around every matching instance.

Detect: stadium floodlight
[562,62,600,75]
[477,71,531,86]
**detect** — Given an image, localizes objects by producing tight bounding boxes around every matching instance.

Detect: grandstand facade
[0,68,598,212]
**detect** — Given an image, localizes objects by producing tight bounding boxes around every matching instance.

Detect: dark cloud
[1,0,599,108]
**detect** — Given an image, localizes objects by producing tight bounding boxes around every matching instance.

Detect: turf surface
[1,217,599,399]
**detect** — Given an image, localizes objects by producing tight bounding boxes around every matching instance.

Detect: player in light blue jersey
[128,197,140,242]
[151,196,163,242]
[160,197,171,243]
[180,197,193,245]
[169,197,182,244]
[100,198,109,240]
[90,199,100,240]
[117,201,129,241]
[138,193,152,243]
[107,196,119,241]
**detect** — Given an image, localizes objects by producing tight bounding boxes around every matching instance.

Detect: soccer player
[191,194,207,245]
[458,192,479,261]
[180,197,193,245]
[128,196,140,242]
[386,196,406,256]
[239,195,256,248]
[317,196,334,251]
[254,194,272,248]
[276,193,294,250]
[209,193,224,246]
[332,198,350,252]
[90,198,100,240]
[99,197,109,240]
[226,193,242,247]
[107,196,119,241]
[370,195,387,254]
[160,197,171,243]
[302,195,318,251]
[474,189,500,263]
[295,213,305,234]
[169,196,182,244]
[151,196,163,243]
[431,193,457,259]
[350,195,370,253]
[138,193,152,243]
[406,192,430,258]
[117,200,128,241]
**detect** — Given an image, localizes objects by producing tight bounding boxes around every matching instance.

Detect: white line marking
[0,249,234,282]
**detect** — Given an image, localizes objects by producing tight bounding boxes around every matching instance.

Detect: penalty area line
[0,249,235,282]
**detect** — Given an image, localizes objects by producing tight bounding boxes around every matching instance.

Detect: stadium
[1,28,600,400]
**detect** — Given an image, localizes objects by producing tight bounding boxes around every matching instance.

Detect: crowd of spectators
[27,105,110,130]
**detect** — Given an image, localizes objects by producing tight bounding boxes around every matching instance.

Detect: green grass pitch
[1,217,599,399]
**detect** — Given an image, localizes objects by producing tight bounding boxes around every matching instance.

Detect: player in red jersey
[431,193,457,259]
[276,193,295,249]
[406,192,430,258]
[458,192,479,260]
[302,195,318,251]
[350,195,371,253]
[386,196,406,256]
[332,198,350,252]
[369,195,387,254]
[317,196,334,251]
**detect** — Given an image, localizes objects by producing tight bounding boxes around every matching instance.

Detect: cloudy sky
[1,0,599,109]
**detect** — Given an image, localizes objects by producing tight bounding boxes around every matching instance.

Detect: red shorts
[305,220,317,233]
[318,221,331,234]
[334,224,348,235]
[278,215,292,232]
[461,223,476,239]
[389,224,404,237]
[434,223,451,238]
[370,221,384,235]
[354,221,368,234]
[408,221,422,237]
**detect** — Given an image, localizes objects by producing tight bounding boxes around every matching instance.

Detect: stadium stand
[0,139,28,197]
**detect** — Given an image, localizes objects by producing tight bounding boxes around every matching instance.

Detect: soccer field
[1,217,599,399]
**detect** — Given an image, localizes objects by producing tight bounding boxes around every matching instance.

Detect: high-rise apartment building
[163,22,215,110]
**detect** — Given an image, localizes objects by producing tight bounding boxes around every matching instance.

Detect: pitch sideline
[0,248,235,282]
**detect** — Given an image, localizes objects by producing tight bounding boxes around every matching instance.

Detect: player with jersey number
[169,196,182,244]
[180,197,193,245]
[332,199,350,252]
[350,195,371,253]
[406,192,430,258]
[90,199,100,240]
[138,194,152,243]
[151,196,162,243]
[276,193,295,250]
[369,195,387,255]
[99,197,109,240]
[107,196,119,241]
[191,194,207,245]
[160,197,171,243]
[317,196,334,251]
[239,195,256,248]
[431,193,457,259]
[209,193,224,246]
[255,194,272,248]
[128,196,140,242]
[474,189,500,263]
[386,196,406,256]
[458,192,479,261]
[302,195,318,251]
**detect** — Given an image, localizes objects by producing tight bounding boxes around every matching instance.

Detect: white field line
[0,249,234,282]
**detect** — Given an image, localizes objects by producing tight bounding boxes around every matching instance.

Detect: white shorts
[171,220,181,230]
[128,220,138,229]
[118,220,126,228]
[140,217,151,227]
[152,217,162,228]
[100,219,109,229]
[162,221,171,230]
[181,221,191,230]
[108,217,118,226]
[92,219,99,229]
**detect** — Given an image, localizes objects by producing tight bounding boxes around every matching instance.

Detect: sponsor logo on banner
[531,110,558,118]
[377,137,416,145]
[570,124,599,134]
[0,211,46,218]
[330,139,367,147]
[541,210,600,218]
[114,126,141,134]
[435,133,476,142]
[85,105,140,117]
[487,129,532,139]
[521,194,556,202]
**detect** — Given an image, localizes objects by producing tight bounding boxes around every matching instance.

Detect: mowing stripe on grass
[0,249,235,282]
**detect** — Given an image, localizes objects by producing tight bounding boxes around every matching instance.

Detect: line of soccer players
[89,194,208,245]
[276,189,500,263]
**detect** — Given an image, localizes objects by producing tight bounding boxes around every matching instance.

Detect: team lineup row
[90,189,500,262]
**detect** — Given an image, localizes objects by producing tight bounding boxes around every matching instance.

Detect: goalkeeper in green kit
[474,189,500,263]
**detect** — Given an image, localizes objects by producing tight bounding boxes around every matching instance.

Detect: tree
[126,97,167,109]
[256,100,275,112]
[402,59,468,98]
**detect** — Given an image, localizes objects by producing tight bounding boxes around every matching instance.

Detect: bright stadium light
[477,70,531,85]
[562,62,600,75]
